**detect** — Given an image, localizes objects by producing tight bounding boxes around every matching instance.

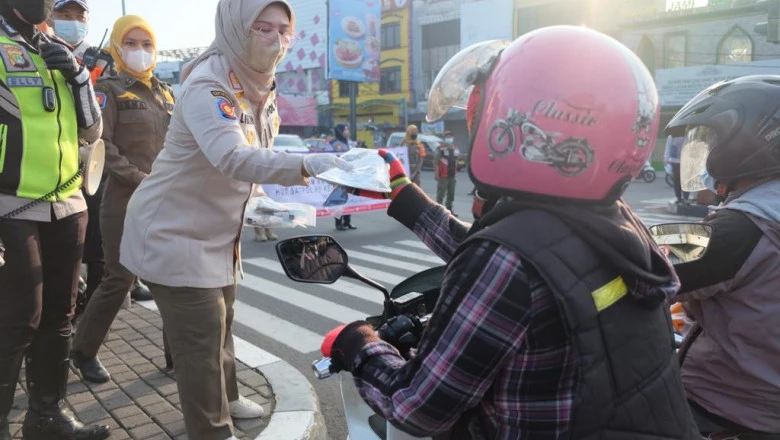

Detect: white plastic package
[314,149,391,193]
[243,197,316,229]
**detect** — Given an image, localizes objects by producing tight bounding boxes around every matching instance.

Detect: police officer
[434,130,458,214]
[401,124,425,185]
[71,15,174,383]
[0,1,109,440]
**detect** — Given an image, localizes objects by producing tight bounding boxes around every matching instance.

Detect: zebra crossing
[232,240,442,355]
[222,210,702,357]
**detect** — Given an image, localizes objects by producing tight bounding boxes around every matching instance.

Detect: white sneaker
[229,395,265,419]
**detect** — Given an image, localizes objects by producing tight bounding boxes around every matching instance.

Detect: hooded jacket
[675,178,780,433]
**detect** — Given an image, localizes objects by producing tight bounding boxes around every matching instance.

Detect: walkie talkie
[82,29,108,71]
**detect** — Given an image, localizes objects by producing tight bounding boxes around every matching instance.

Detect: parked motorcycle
[665,163,674,188]
[640,161,657,183]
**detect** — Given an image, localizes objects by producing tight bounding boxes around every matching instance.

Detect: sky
[86,0,222,51]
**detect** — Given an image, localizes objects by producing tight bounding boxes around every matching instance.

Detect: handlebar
[310,313,434,380]
[312,357,332,380]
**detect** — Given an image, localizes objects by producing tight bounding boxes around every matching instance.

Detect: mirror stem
[343,265,391,302]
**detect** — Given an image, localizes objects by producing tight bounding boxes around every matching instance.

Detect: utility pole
[755,0,780,44]
[121,0,126,15]
[348,81,358,142]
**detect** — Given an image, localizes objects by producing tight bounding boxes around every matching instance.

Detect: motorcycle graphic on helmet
[487,108,594,177]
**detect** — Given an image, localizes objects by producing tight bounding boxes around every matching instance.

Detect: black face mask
[410,134,418,140]
[8,0,54,25]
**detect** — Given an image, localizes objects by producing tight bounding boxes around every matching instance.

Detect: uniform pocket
[0,123,7,173]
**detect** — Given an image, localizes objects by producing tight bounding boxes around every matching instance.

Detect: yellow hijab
[109,15,157,85]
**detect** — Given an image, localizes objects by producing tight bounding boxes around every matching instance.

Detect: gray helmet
[666,75,780,184]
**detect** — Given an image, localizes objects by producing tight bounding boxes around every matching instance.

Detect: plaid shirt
[350,203,576,439]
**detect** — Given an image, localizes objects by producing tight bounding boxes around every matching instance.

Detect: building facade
[618,0,780,159]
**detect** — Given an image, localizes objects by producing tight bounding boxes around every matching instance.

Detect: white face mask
[243,32,287,73]
[444,137,454,144]
[53,19,88,46]
[121,48,155,73]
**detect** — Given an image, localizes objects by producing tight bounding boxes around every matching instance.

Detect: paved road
[232,170,700,440]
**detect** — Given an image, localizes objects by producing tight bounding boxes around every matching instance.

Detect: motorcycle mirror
[649,222,713,265]
[276,235,394,307]
[275,235,349,284]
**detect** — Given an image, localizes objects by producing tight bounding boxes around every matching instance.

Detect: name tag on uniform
[6,76,43,87]
[117,100,148,111]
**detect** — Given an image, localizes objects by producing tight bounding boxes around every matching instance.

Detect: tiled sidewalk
[8,306,275,440]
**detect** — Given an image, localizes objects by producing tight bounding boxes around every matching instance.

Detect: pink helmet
[427,26,660,203]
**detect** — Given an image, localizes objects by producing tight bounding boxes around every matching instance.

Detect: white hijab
[181,0,295,118]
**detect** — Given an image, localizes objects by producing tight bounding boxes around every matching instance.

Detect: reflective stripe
[592,276,628,312]
[0,123,6,173]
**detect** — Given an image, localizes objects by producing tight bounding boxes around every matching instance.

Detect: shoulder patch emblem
[95,91,107,109]
[0,43,37,73]
[215,97,237,121]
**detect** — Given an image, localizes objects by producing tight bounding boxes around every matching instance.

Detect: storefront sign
[655,60,780,107]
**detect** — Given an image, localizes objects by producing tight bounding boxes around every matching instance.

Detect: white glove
[303,154,354,178]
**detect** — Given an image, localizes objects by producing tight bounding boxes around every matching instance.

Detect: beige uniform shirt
[120,54,307,289]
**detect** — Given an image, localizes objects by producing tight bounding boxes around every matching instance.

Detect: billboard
[327,0,382,82]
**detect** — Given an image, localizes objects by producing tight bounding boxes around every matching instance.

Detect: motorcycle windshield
[426,40,510,123]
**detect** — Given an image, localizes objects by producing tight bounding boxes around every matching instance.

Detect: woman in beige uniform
[71,15,174,381]
[119,1,348,439]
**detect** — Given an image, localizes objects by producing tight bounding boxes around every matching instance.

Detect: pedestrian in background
[665,134,689,204]
[434,130,458,215]
[71,14,173,383]
[118,1,351,438]
[331,124,357,230]
[402,124,425,185]
[0,0,109,438]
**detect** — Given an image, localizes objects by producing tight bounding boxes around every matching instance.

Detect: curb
[136,300,326,440]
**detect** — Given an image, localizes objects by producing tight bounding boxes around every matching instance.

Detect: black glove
[40,42,83,82]
[378,315,421,357]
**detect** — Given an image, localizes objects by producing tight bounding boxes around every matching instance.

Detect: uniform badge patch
[0,44,37,73]
[95,91,107,109]
[215,97,237,121]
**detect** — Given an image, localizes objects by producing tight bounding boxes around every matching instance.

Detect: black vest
[463,209,699,440]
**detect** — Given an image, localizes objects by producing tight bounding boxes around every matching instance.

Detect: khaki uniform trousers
[147,283,240,440]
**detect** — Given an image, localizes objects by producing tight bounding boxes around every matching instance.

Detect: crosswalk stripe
[347,263,405,285]
[243,257,383,305]
[361,244,444,265]
[240,272,367,323]
[345,249,434,272]
[396,240,430,251]
[233,299,323,353]
[135,300,288,365]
